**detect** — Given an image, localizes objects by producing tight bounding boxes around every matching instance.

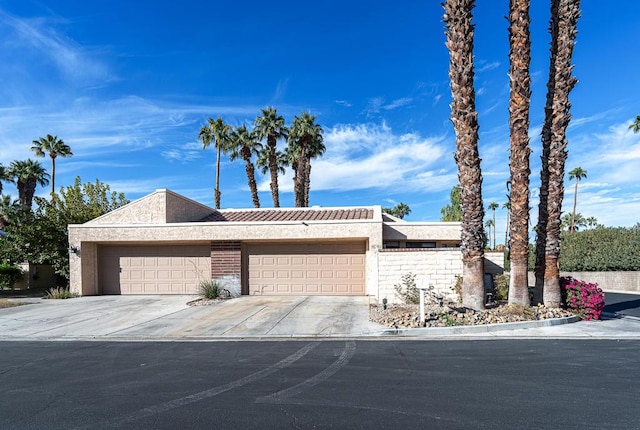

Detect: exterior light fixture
[382,298,387,310]
[68,246,80,255]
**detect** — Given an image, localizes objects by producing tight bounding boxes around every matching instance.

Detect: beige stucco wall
[382,222,461,241]
[87,189,214,225]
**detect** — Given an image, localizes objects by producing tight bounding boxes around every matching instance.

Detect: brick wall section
[378,249,464,304]
[210,241,241,278]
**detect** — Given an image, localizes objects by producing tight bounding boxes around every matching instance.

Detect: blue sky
[1,1,639,243]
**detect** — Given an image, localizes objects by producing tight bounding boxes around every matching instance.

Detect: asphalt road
[604,292,640,318]
[1,340,639,429]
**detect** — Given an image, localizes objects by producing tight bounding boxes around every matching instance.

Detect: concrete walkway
[1,295,639,341]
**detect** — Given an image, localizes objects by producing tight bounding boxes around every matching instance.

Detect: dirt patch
[0,299,29,309]
[370,302,575,328]
[187,298,231,307]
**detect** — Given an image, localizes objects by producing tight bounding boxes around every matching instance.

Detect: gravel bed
[370,302,575,328]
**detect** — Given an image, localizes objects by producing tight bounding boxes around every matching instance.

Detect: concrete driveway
[0,295,386,340]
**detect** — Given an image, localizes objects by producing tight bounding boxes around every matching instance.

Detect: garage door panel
[100,245,210,295]
[248,242,365,296]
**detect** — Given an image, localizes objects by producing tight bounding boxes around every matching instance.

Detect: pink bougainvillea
[560,277,605,320]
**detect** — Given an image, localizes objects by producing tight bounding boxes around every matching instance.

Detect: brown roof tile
[199,208,374,223]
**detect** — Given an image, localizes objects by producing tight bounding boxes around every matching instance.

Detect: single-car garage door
[248,242,366,296]
[100,245,211,294]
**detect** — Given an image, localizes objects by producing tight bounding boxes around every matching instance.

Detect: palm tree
[199,117,231,209]
[256,148,287,191]
[30,134,73,199]
[0,164,10,195]
[254,107,288,207]
[0,195,19,229]
[488,202,499,250]
[382,202,412,219]
[7,159,50,208]
[287,112,325,207]
[629,115,640,133]
[485,219,494,249]
[586,216,597,229]
[562,212,586,231]
[443,0,486,310]
[568,167,587,233]
[507,0,533,305]
[534,0,581,307]
[228,125,263,208]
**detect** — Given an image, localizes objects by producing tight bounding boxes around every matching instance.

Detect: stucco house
[68,189,499,303]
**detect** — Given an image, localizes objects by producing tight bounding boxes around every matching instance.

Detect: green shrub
[44,287,78,299]
[493,274,509,301]
[198,280,230,300]
[394,273,420,304]
[0,261,23,290]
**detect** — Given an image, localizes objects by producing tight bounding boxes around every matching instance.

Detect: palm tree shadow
[603,299,640,313]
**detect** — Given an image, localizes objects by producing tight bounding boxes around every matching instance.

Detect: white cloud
[383,97,412,110]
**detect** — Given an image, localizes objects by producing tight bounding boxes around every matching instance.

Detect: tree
[534,0,581,307]
[440,185,462,221]
[7,159,50,208]
[287,112,325,207]
[568,166,587,233]
[629,115,640,133]
[254,107,288,207]
[0,177,128,281]
[488,201,499,250]
[382,202,412,219]
[0,164,10,195]
[229,125,262,208]
[585,216,598,229]
[485,219,494,249]
[30,134,73,199]
[443,0,486,310]
[199,117,231,209]
[507,0,532,306]
[0,195,19,229]
[562,212,586,232]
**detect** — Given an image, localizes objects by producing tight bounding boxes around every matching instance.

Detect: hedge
[510,225,640,272]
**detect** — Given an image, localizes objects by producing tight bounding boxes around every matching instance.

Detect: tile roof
[200,208,374,222]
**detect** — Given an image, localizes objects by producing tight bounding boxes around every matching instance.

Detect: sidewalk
[1,295,638,341]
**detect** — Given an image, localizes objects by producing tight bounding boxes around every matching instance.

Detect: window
[406,241,436,248]
[384,241,400,249]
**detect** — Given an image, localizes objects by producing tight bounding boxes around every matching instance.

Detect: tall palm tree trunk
[535,0,581,307]
[303,160,311,207]
[443,0,486,310]
[50,156,56,198]
[570,178,578,232]
[294,142,307,207]
[243,149,260,208]
[507,0,532,305]
[215,146,222,209]
[267,136,280,207]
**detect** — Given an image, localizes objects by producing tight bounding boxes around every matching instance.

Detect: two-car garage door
[247,242,366,296]
[100,245,210,294]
